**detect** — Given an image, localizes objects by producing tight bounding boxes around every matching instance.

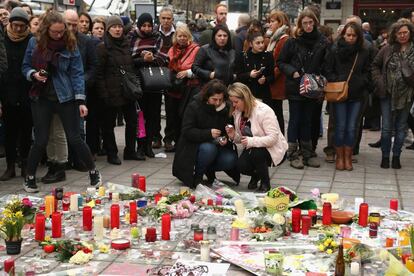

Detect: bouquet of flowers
[166,200,198,219]
[317,234,338,255]
[0,199,34,241]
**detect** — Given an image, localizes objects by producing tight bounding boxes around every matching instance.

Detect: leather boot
[0,163,16,181]
[224,168,240,186]
[380,157,390,169]
[136,139,146,160]
[145,139,155,158]
[287,142,298,160]
[344,146,353,171]
[247,174,260,190]
[41,162,66,184]
[392,156,401,169]
[256,181,271,193]
[335,147,345,171]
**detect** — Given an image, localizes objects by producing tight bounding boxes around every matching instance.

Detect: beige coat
[233,100,288,165]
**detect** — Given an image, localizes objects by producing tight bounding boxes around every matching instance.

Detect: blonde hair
[228,82,257,118]
[172,25,193,45]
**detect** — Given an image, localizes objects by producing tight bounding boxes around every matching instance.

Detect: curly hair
[37,10,76,52]
[388,20,414,45]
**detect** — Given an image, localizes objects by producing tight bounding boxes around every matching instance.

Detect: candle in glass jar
[200,241,211,262]
[216,195,223,206]
[308,209,317,225]
[62,196,70,211]
[4,258,14,274]
[103,215,110,228]
[234,199,245,218]
[70,194,78,212]
[44,195,55,218]
[207,199,214,206]
[138,176,146,192]
[194,229,204,241]
[322,202,332,225]
[98,186,105,197]
[51,212,62,238]
[145,227,156,242]
[161,213,171,240]
[83,206,93,231]
[390,199,398,211]
[301,215,311,235]
[35,213,46,241]
[94,216,104,240]
[291,208,301,233]
[131,173,140,188]
[350,261,360,275]
[129,201,137,224]
[230,227,239,241]
[111,204,120,229]
[112,192,120,202]
[358,203,369,227]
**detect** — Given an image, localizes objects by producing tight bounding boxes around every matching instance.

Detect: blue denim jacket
[22,37,85,103]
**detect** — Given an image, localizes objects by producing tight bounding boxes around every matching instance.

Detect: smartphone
[39,69,48,77]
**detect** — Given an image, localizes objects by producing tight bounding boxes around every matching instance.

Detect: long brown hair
[37,10,76,52]
[294,9,319,38]
[388,20,414,45]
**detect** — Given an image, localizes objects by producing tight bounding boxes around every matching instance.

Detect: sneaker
[89,170,102,188]
[23,176,39,193]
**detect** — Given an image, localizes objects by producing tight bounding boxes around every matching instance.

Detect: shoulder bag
[139,63,172,92]
[401,59,414,88]
[324,53,358,102]
[297,52,327,99]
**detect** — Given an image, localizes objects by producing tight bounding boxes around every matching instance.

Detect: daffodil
[331,241,337,247]
[326,249,333,254]
[318,244,325,251]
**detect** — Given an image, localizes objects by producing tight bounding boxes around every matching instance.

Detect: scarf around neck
[6,23,30,42]
[336,38,359,61]
[297,27,320,49]
[267,25,289,52]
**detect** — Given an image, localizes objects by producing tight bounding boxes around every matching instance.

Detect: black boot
[192,175,203,189]
[247,174,260,190]
[380,157,390,169]
[21,159,27,178]
[369,140,381,148]
[145,140,155,158]
[256,182,271,193]
[0,163,16,181]
[224,168,240,186]
[136,139,146,160]
[42,162,66,184]
[107,154,122,165]
[205,170,216,186]
[392,156,401,169]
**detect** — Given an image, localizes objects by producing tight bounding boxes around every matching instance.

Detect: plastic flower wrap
[0,199,27,241]
[69,250,93,265]
[267,187,297,202]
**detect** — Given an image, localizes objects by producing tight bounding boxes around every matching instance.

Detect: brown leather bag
[324,53,359,102]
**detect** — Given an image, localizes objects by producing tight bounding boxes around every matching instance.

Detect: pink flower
[311,188,320,198]
[22,198,33,208]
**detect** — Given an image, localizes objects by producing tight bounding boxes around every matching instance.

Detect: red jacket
[270,34,289,100]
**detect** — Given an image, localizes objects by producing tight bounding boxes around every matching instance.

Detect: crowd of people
[0,2,413,192]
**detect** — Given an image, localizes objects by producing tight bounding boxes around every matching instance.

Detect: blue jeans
[380,97,411,158]
[194,142,237,176]
[287,99,316,143]
[334,101,362,147]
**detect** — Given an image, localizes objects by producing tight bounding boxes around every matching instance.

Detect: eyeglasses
[397,31,410,37]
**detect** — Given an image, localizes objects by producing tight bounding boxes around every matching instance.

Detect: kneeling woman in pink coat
[226,82,288,192]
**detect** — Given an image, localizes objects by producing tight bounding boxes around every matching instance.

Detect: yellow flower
[44,236,51,242]
[326,249,333,254]
[324,240,330,247]
[331,241,337,247]
[326,238,332,244]
[318,244,325,251]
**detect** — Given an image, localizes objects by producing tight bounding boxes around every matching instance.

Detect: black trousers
[86,96,105,155]
[140,92,162,144]
[238,147,272,184]
[27,98,95,176]
[164,94,182,144]
[268,99,285,136]
[311,102,323,151]
[102,101,137,156]
[2,104,33,164]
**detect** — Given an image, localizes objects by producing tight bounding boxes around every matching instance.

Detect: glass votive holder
[340,225,351,238]
[191,223,200,230]
[194,229,204,241]
[230,227,239,241]
[206,226,217,240]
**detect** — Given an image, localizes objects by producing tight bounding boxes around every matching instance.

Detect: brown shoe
[335,147,345,170]
[344,146,353,171]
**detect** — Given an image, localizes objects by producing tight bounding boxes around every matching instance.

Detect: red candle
[145,227,156,242]
[390,199,398,211]
[4,258,14,274]
[308,209,317,225]
[161,213,171,240]
[291,208,301,233]
[62,196,70,211]
[194,229,204,241]
[83,206,93,231]
[402,253,412,264]
[154,193,162,204]
[207,199,214,206]
[111,204,120,229]
[35,213,46,241]
[129,201,137,224]
[358,203,369,227]
[189,195,196,203]
[138,176,146,192]
[132,173,140,188]
[301,215,311,235]
[51,212,62,238]
[322,202,332,225]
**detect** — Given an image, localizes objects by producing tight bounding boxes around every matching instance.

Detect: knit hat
[120,16,131,26]
[137,13,153,29]
[9,7,29,24]
[105,15,123,32]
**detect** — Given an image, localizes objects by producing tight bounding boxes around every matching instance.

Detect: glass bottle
[335,244,345,276]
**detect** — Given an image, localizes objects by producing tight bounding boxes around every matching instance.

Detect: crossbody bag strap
[346,52,359,82]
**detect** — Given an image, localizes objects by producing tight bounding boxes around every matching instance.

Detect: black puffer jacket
[192,44,236,85]
[1,32,31,106]
[277,29,328,101]
[95,34,136,107]
[324,39,371,101]
[173,95,231,186]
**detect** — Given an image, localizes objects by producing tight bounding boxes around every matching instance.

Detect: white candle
[350,261,360,275]
[94,216,104,240]
[112,192,120,202]
[87,187,96,196]
[200,241,210,262]
[234,199,245,218]
[70,194,78,212]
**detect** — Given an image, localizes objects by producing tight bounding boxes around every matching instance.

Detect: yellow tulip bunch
[0,200,26,241]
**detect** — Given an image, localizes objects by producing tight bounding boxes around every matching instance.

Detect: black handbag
[139,66,172,92]
[401,59,414,88]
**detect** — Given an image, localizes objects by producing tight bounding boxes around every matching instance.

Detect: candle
[35,213,46,241]
[70,194,78,212]
[161,213,171,240]
[301,215,311,235]
[385,237,394,247]
[111,204,120,229]
[145,227,156,242]
[138,176,146,192]
[216,195,223,206]
[207,199,214,206]
[354,197,364,214]
[230,227,239,241]
[308,209,317,225]
[132,173,140,188]
[358,203,369,227]
[350,261,360,275]
[291,208,301,233]
[369,223,378,238]
[340,226,351,238]
[200,241,211,262]
[94,216,104,240]
[390,199,398,211]
[51,212,62,238]
[234,199,245,218]
[44,195,55,218]
[154,193,162,204]
[77,195,83,207]
[83,206,93,231]
[62,196,70,211]
[4,258,14,274]
[322,202,332,225]
[98,186,105,197]
[112,192,120,202]
[54,187,64,200]
[103,215,110,228]
[129,201,137,224]
[194,229,204,241]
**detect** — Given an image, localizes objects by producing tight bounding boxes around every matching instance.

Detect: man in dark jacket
[234,13,250,54]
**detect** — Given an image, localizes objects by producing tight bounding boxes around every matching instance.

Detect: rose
[22,198,33,208]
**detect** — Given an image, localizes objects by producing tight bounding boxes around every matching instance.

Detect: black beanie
[106,15,123,32]
[137,13,153,29]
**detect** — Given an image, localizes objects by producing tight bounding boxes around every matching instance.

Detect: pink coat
[233,100,288,165]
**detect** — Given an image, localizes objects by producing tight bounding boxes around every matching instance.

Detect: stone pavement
[0,103,413,212]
